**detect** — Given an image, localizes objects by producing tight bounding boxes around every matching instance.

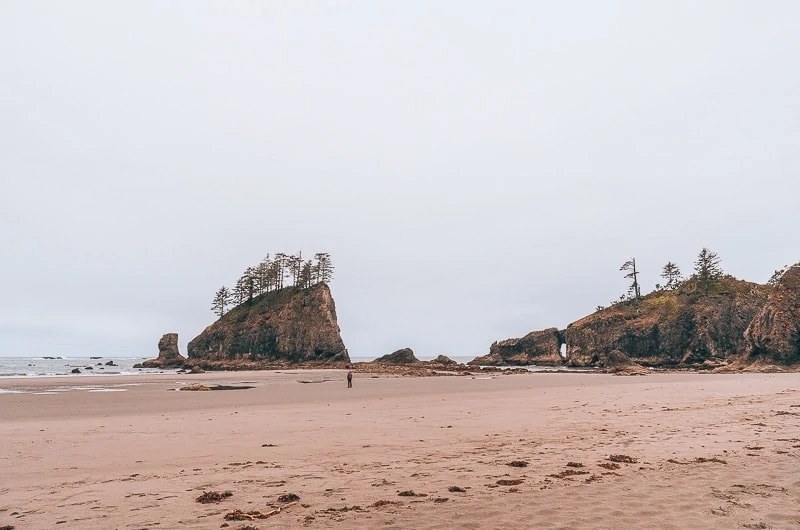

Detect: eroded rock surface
[372,348,419,364]
[470,328,564,366]
[430,355,458,366]
[743,264,800,365]
[565,278,768,368]
[139,333,187,368]
[596,349,649,375]
[188,283,349,365]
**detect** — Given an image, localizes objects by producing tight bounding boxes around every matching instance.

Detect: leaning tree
[620,258,641,300]
[211,286,232,317]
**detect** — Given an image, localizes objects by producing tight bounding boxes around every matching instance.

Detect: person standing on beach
[347,370,353,389]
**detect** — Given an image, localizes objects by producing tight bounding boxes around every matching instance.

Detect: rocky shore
[138,264,800,376]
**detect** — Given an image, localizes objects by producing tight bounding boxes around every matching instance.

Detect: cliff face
[743,265,800,365]
[469,327,565,366]
[187,283,349,364]
[139,333,186,368]
[565,278,769,367]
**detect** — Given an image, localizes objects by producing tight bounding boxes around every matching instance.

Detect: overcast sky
[2,2,798,359]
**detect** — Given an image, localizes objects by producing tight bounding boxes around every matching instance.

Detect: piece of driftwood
[224,502,298,521]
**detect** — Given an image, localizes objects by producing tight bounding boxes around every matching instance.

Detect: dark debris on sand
[324,505,364,513]
[549,469,590,479]
[667,457,727,465]
[371,500,402,508]
[196,490,233,503]
[608,454,638,464]
[694,457,728,464]
[398,490,427,497]
[224,504,297,521]
[496,479,524,486]
[277,493,300,503]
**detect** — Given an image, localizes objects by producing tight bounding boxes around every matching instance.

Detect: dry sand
[1,370,799,529]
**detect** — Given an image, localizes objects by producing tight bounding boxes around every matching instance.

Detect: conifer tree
[288,252,303,286]
[274,252,288,289]
[661,262,682,290]
[694,248,723,296]
[315,252,334,284]
[299,260,313,289]
[232,275,248,305]
[243,266,256,302]
[255,255,271,294]
[211,286,232,317]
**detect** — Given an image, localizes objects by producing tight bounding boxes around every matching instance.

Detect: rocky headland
[475,266,800,373]
[739,264,800,367]
[565,276,768,369]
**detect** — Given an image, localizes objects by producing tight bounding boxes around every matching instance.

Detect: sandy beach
[1,371,799,529]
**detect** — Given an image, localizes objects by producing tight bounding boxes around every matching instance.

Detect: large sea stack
[187,283,349,364]
[742,264,800,365]
[469,327,565,366]
[565,277,769,368]
[139,333,187,368]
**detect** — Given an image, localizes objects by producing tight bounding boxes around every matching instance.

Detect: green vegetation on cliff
[211,251,334,317]
[567,275,770,367]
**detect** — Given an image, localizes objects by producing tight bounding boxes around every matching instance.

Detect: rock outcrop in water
[138,333,187,368]
[565,277,768,368]
[430,354,458,366]
[372,348,419,364]
[742,264,800,365]
[469,328,564,366]
[187,283,349,365]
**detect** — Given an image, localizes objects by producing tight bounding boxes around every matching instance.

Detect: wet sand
[1,371,799,529]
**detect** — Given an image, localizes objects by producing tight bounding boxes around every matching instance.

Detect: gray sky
[2,2,798,359]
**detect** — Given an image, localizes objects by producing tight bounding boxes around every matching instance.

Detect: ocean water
[0,355,587,379]
[349,355,589,372]
[349,355,477,364]
[0,356,173,378]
